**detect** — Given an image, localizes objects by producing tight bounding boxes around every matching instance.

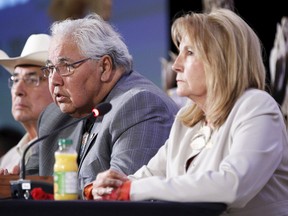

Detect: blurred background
[0,0,287,134]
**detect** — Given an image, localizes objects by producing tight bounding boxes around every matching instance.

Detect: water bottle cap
[58,138,73,146]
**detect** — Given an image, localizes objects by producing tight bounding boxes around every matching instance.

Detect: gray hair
[50,13,133,72]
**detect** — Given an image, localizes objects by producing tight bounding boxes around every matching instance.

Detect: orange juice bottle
[54,138,78,200]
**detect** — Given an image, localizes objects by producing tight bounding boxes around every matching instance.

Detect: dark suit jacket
[26,70,179,195]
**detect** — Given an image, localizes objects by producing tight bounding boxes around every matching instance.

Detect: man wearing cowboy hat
[0,34,53,174]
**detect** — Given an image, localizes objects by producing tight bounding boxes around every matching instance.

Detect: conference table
[0,175,227,216]
[0,199,227,216]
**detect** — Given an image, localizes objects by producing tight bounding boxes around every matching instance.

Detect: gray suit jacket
[26,70,179,194]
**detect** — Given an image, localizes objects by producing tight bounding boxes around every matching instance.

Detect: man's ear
[99,67,104,73]
[100,55,113,82]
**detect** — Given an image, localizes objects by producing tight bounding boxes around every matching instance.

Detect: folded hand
[91,169,130,200]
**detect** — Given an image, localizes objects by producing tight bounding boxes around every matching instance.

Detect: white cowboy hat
[0,50,9,58]
[0,34,51,74]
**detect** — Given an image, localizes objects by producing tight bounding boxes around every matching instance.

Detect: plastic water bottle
[54,138,78,200]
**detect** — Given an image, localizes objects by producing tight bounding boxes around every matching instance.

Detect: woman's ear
[100,55,113,82]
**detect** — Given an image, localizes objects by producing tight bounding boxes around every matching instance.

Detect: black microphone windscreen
[92,102,112,117]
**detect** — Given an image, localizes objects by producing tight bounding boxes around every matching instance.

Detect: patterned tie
[79,116,95,162]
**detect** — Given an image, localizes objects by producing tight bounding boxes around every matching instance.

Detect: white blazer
[129,89,288,216]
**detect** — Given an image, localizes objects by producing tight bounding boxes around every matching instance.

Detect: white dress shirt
[0,133,35,172]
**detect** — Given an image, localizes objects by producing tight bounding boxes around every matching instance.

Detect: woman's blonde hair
[171,8,266,128]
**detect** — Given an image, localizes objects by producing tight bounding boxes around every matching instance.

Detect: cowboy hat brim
[0,34,50,74]
[0,51,48,74]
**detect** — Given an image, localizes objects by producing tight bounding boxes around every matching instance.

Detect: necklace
[190,124,213,151]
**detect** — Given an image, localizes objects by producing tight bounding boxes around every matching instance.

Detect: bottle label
[54,171,78,195]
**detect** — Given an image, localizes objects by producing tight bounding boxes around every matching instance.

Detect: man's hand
[0,165,20,175]
[84,169,131,200]
[100,181,131,201]
[11,165,20,174]
[0,168,9,175]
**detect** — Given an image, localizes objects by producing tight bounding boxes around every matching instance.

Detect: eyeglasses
[8,74,45,88]
[41,57,92,78]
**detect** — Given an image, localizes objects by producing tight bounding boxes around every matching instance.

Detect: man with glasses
[27,13,179,197]
[0,34,53,174]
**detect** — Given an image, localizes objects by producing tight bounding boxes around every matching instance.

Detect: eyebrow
[58,57,70,62]
[13,71,40,77]
[46,57,72,65]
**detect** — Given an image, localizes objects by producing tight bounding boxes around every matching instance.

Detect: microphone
[21,102,112,179]
[10,102,112,199]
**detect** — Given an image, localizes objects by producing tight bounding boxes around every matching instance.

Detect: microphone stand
[20,113,93,180]
[10,102,112,199]
[10,114,93,200]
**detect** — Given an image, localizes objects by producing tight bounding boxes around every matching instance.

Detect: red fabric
[31,187,54,200]
[84,183,94,200]
[117,181,131,200]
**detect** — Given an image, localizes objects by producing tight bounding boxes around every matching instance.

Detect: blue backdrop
[0,0,169,133]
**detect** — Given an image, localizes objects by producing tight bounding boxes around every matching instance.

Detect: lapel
[78,120,102,168]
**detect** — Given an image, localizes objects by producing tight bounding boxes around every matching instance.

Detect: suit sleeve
[109,90,176,175]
